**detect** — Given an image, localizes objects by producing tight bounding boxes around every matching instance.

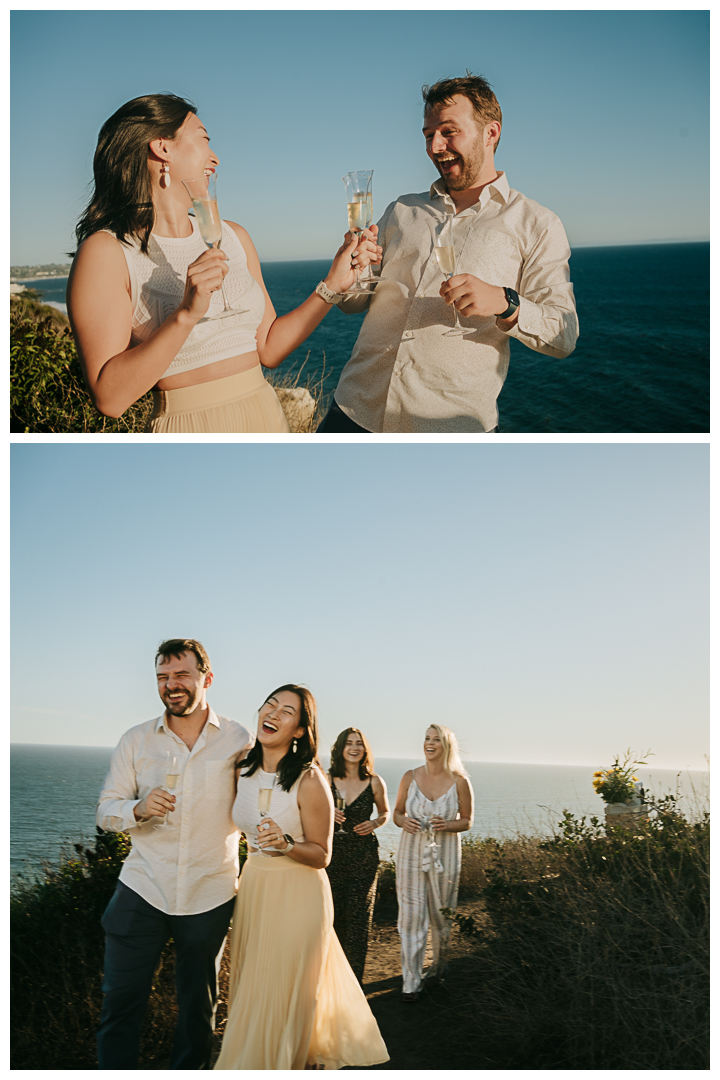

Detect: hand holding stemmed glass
[432,215,475,337]
[342,171,381,292]
[154,750,183,829]
[181,170,247,323]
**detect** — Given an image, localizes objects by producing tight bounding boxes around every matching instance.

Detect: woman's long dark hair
[241,685,319,792]
[329,727,374,781]
[73,93,196,256]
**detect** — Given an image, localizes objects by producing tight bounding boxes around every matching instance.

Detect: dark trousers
[317,397,499,433]
[316,398,372,433]
[97,881,235,1070]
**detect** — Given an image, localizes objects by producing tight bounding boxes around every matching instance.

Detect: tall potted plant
[593,750,651,828]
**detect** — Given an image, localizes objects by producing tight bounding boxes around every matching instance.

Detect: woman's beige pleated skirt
[214,855,389,1071]
[147,366,291,433]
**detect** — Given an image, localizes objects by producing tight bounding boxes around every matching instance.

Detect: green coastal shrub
[451,797,709,1070]
[10,295,152,432]
[10,829,139,1068]
[10,294,326,433]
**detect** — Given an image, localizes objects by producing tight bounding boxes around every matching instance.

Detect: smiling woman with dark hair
[214,686,388,1070]
[326,728,389,982]
[66,94,376,432]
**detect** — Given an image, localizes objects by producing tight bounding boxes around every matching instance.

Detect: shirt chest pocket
[205,759,233,801]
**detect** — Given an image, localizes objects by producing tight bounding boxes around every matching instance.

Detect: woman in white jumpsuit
[394,725,474,1001]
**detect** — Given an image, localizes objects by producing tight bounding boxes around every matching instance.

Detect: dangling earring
[292,738,298,754]
[160,161,171,189]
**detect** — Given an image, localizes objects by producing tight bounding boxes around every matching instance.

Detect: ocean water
[18,241,708,433]
[10,743,707,880]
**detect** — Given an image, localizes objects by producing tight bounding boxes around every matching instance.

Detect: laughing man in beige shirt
[317,74,579,434]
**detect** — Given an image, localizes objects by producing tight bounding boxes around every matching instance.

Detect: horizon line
[10,742,709,773]
[9,236,711,272]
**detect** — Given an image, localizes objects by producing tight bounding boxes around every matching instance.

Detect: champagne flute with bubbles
[181,171,247,322]
[257,775,275,851]
[155,750,181,829]
[342,172,379,293]
[433,215,475,337]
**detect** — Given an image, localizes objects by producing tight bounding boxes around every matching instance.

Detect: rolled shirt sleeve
[97,734,143,833]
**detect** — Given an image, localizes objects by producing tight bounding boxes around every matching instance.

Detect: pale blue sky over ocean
[11,444,708,771]
[10,8,709,265]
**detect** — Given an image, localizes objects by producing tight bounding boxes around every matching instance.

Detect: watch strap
[497,286,520,319]
[315,280,343,305]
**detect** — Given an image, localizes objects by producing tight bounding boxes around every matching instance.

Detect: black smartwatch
[282,834,295,849]
[497,287,520,319]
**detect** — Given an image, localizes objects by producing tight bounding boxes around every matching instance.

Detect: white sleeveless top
[114,217,266,378]
[233,765,311,855]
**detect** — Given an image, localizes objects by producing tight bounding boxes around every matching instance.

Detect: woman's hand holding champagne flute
[181,169,247,323]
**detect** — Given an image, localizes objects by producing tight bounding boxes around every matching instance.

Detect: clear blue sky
[10,443,708,770]
[10,9,709,265]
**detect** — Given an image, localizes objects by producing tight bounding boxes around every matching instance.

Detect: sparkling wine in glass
[256,776,275,851]
[335,787,347,835]
[342,172,379,293]
[155,751,181,829]
[352,170,381,286]
[433,215,474,337]
[181,171,246,323]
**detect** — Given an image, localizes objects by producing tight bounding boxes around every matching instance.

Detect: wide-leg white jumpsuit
[396,779,461,994]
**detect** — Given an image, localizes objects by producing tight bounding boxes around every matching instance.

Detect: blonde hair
[427,723,469,778]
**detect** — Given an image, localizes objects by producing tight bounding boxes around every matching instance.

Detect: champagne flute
[349,170,381,287]
[155,750,181,829]
[335,786,347,836]
[342,172,378,293]
[257,776,274,849]
[181,171,246,322]
[433,215,475,337]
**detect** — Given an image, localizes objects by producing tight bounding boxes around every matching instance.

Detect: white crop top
[232,766,311,856]
[114,217,265,378]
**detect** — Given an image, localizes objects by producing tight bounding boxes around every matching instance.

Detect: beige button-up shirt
[334,172,579,433]
[97,708,253,915]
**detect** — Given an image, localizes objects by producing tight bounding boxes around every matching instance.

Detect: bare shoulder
[455,773,473,796]
[73,230,127,270]
[69,231,130,299]
[225,220,256,255]
[371,773,387,794]
[299,764,332,797]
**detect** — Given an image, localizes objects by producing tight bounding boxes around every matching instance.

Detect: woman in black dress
[326,729,389,982]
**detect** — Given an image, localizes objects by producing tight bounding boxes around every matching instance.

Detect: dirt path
[356,899,488,1070]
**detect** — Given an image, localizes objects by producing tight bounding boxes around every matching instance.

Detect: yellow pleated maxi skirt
[147,366,291,433]
[214,855,389,1070]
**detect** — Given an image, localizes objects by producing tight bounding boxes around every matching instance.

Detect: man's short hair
[155,638,211,675]
[422,73,503,151]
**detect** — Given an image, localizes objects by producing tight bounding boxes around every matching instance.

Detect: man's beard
[438,141,485,192]
[162,688,200,716]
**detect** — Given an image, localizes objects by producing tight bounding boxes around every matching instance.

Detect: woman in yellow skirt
[214,685,389,1070]
[67,93,380,432]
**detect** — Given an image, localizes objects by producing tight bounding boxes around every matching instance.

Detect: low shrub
[10,296,152,432]
[451,798,709,1069]
[10,295,326,433]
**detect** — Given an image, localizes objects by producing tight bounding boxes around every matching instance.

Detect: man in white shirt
[317,74,579,433]
[96,638,252,1069]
